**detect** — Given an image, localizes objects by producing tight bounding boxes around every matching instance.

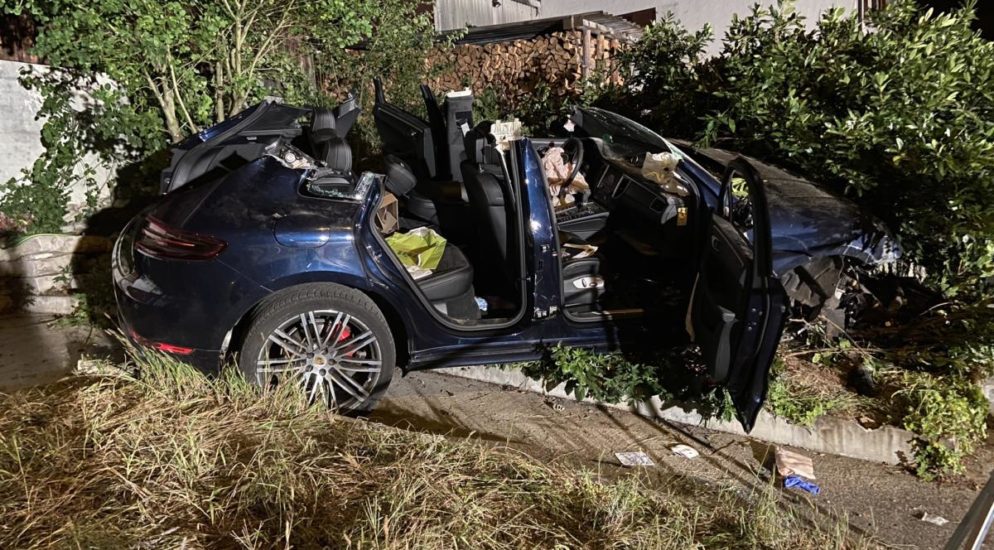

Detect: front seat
[460,124,514,278]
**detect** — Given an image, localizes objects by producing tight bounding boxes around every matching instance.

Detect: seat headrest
[311,97,360,143]
[383,154,417,196]
[463,121,494,165]
[323,138,352,172]
[311,109,337,143]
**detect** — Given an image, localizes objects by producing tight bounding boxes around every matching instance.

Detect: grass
[765,354,865,428]
[0,347,873,549]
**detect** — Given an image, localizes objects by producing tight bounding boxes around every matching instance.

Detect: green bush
[520,345,665,404]
[895,372,988,479]
[519,345,733,422]
[602,13,713,135]
[1,0,440,235]
[599,0,994,477]
[705,1,994,298]
[606,1,994,299]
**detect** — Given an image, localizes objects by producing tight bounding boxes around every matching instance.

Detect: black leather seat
[460,124,516,285]
[562,256,604,306]
[559,231,605,307]
[384,155,440,227]
[418,244,479,320]
[311,99,360,172]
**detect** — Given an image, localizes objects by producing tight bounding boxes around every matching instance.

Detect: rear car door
[372,79,438,180]
[688,157,788,432]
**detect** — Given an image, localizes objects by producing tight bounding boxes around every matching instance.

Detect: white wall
[0,61,114,223]
[0,61,46,187]
[657,0,850,54]
[437,0,855,54]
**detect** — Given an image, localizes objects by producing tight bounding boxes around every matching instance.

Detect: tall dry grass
[0,348,871,548]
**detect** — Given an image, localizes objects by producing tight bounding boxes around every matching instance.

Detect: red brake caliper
[338,325,352,356]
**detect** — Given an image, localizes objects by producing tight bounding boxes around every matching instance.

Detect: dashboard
[537,135,698,259]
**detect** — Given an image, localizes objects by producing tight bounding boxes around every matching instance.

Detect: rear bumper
[116,311,225,375]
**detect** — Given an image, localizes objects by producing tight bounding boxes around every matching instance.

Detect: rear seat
[384,154,440,227]
[418,244,480,320]
[383,157,480,320]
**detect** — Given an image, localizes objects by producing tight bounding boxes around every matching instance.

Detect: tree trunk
[161,90,184,144]
[214,62,226,123]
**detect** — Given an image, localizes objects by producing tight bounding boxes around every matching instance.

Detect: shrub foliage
[0,0,438,233]
[587,0,994,477]
[611,0,994,299]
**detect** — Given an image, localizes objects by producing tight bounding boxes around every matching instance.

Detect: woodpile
[427,30,626,113]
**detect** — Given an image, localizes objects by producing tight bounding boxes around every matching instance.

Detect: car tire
[237,283,395,414]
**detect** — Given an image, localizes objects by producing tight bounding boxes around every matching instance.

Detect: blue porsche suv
[113,84,898,431]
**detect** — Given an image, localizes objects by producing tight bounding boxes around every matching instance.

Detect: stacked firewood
[427,31,625,111]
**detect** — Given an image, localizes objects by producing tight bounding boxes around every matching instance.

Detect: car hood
[672,142,900,268]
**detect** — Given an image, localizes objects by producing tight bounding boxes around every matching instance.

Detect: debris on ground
[919,512,949,526]
[784,475,821,495]
[671,444,700,459]
[615,451,656,467]
[775,447,816,480]
[544,398,565,412]
[776,447,820,495]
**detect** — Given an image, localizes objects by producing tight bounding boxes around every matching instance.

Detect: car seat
[310,96,360,172]
[417,244,480,320]
[460,123,517,288]
[559,231,605,307]
[384,155,440,227]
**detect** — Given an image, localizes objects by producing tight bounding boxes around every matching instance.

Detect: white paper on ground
[615,452,655,467]
[671,444,700,459]
[919,512,949,526]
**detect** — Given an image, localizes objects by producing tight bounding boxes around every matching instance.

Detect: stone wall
[0,234,112,315]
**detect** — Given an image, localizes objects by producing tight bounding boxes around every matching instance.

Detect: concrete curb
[444,365,916,465]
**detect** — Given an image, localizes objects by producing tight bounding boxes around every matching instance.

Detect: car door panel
[690,215,752,381]
[373,80,436,179]
[690,158,787,432]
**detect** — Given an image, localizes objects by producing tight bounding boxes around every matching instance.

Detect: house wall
[0,61,46,188]
[0,60,114,223]
[437,0,856,54]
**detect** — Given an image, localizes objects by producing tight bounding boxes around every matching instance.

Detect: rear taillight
[135,216,226,260]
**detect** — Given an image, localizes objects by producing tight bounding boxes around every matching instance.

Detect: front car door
[688,157,788,431]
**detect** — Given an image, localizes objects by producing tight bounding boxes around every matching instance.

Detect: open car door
[689,157,788,432]
[372,79,438,180]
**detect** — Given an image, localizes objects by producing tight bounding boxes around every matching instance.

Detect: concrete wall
[0,60,114,221]
[0,61,46,187]
[437,0,856,54]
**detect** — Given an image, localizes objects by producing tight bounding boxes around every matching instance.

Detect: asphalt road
[377,368,992,549]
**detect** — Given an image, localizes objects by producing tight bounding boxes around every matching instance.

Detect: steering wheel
[719,167,755,229]
[557,136,585,202]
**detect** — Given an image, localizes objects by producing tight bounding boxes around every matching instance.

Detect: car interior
[159,87,706,329]
[370,82,701,327]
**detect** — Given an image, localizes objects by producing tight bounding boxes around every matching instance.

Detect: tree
[1,0,436,233]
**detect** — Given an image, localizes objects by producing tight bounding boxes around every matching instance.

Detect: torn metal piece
[265,142,317,170]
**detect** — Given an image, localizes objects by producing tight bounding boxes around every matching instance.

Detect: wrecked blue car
[113,84,899,431]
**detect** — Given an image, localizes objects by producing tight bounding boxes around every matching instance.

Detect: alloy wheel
[255,309,383,410]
